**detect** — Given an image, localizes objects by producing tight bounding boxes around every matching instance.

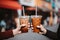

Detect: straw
[23,6,25,16]
[35,1,38,16]
[35,5,38,16]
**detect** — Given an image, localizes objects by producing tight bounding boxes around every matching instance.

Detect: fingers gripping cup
[20,16,29,33]
[31,15,42,33]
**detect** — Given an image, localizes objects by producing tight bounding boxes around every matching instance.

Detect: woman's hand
[12,27,21,36]
[13,18,30,35]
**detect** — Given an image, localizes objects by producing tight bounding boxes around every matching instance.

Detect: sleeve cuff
[0,30,14,39]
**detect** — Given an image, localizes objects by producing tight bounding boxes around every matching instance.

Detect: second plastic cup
[31,15,42,33]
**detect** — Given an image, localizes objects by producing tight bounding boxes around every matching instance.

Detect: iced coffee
[31,16,42,33]
[20,16,29,33]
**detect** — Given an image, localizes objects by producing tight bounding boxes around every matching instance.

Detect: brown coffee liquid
[32,17,41,33]
[20,26,28,33]
[20,18,29,33]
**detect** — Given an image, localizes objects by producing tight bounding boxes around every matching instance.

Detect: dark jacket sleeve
[0,30,14,40]
[43,24,60,40]
[57,23,60,40]
[43,30,57,40]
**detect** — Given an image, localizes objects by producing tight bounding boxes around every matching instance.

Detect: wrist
[12,29,17,36]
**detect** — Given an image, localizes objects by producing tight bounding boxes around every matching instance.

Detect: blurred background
[0,0,60,40]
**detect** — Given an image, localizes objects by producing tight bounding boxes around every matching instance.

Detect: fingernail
[37,26,40,28]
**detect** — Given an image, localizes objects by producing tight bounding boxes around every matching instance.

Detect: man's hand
[31,24,47,34]
[38,25,47,34]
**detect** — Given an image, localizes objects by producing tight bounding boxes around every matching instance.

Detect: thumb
[18,31,21,34]
[16,25,22,30]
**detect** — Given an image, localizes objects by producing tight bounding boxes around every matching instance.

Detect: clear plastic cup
[31,15,42,33]
[20,16,29,33]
